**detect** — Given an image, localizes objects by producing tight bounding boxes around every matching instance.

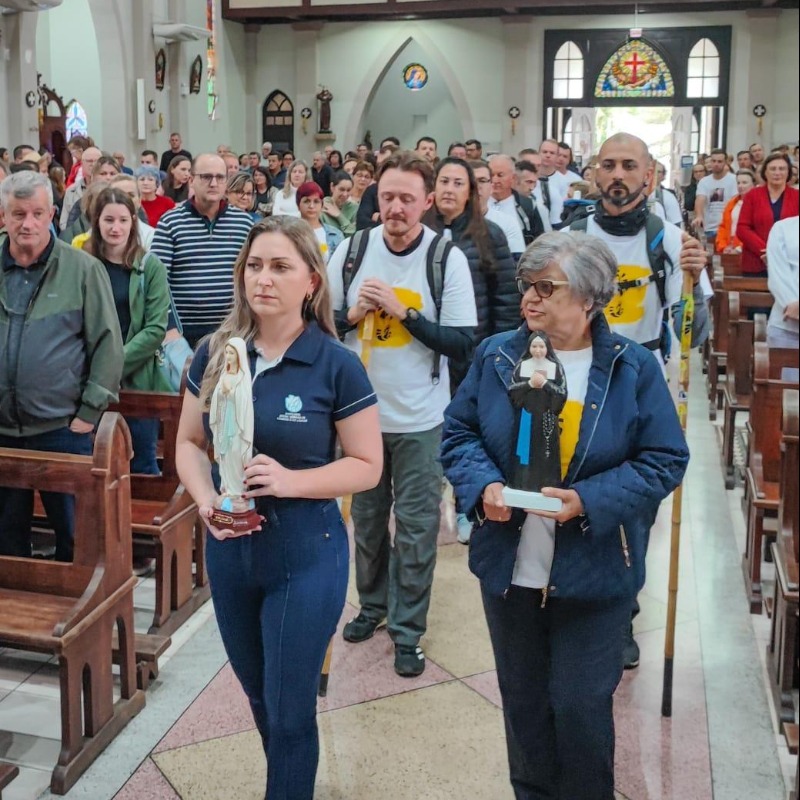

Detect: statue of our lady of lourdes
[208,337,262,530]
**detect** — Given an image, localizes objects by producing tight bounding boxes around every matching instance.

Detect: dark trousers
[351,426,443,646]
[126,416,160,475]
[182,324,217,350]
[481,585,630,800]
[206,498,348,800]
[0,426,94,562]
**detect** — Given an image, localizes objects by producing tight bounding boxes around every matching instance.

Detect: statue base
[502,487,563,512]
[314,132,336,144]
[209,496,263,532]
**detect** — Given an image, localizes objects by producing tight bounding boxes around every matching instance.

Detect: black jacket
[428,209,520,389]
[312,164,334,196]
[355,184,380,230]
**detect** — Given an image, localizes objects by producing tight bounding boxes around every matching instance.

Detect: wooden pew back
[0,414,132,615]
[727,292,773,397]
[779,389,799,588]
[751,344,800,485]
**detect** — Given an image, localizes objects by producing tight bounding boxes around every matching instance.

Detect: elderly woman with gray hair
[441,230,689,800]
[136,165,175,227]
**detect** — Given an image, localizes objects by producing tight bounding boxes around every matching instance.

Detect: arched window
[262,91,294,153]
[687,38,720,99]
[65,101,88,141]
[553,41,583,100]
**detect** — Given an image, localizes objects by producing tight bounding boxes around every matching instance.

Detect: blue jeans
[481,585,630,800]
[125,416,160,475]
[0,426,94,562]
[206,498,348,800]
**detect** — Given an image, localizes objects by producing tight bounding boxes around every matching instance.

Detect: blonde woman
[271,159,310,217]
[176,216,382,800]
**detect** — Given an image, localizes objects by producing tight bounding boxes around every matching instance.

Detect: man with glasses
[151,153,254,347]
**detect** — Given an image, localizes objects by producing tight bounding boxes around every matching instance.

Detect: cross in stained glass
[624,51,646,82]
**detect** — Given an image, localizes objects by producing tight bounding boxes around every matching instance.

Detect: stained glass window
[687,39,720,99]
[65,101,88,141]
[207,0,218,119]
[595,40,675,99]
[553,41,584,100]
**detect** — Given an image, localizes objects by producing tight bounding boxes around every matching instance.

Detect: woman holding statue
[441,231,689,800]
[176,216,382,799]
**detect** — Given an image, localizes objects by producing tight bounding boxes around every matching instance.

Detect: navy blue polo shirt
[187,322,376,470]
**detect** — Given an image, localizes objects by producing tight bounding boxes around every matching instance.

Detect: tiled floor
[0,356,795,800]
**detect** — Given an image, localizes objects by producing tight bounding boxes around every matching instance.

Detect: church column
[502,16,536,153]
[2,11,39,150]
[292,22,323,160]
[738,10,779,147]
[131,0,160,155]
[244,24,260,148]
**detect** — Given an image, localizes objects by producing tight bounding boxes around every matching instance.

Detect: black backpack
[339,228,454,383]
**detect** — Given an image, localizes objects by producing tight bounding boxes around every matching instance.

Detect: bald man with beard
[569,131,709,669]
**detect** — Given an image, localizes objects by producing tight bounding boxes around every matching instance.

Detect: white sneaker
[456,513,472,544]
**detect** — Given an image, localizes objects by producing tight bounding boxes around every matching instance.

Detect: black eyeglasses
[516,277,571,298]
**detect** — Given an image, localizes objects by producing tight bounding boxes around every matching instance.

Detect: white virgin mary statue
[209,337,255,511]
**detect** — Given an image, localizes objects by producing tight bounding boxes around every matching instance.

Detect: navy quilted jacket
[441,315,689,601]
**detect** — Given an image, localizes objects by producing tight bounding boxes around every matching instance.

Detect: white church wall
[0,17,10,149]
[34,0,103,144]
[772,10,799,147]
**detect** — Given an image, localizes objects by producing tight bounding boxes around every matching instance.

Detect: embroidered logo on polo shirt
[277,394,307,423]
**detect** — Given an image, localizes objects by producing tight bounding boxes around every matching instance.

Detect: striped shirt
[150,200,253,329]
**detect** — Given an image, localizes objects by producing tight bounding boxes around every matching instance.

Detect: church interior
[0,0,799,798]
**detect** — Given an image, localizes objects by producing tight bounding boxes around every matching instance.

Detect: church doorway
[594,106,673,183]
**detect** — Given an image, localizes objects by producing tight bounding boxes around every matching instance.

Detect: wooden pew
[0,414,145,795]
[109,389,209,641]
[767,390,799,730]
[742,344,800,613]
[721,294,771,488]
[0,763,19,799]
[707,265,769,420]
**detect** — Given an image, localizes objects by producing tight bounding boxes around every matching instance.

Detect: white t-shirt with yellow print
[327,225,477,434]
[578,216,683,348]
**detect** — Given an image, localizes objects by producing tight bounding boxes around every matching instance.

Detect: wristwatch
[405,307,421,322]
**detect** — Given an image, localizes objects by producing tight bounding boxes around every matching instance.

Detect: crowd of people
[1,128,797,800]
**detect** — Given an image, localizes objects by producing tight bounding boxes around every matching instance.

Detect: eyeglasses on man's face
[516,277,571,298]
[194,173,226,185]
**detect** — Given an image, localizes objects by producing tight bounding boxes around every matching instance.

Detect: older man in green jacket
[0,171,123,561]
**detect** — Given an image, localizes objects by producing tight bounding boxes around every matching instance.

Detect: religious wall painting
[595,40,674,99]
[190,56,203,95]
[403,63,428,91]
[155,49,166,91]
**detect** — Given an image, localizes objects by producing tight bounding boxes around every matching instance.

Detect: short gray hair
[0,170,54,209]
[517,231,618,319]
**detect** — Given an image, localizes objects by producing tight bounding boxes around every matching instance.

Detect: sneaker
[342,612,386,643]
[456,513,472,545]
[394,644,425,677]
[623,624,640,670]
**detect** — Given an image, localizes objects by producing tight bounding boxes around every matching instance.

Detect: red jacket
[737,185,799,274]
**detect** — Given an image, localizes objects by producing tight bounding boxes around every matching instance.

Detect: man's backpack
[339,228,454,383]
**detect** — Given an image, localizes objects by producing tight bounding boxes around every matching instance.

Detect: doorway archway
[262,90,294,154]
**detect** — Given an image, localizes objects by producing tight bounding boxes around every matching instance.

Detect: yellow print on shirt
[603,264,650,325]
[360,287,421,348]
[558,399,583,479]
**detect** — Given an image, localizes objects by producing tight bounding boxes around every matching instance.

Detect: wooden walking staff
[319,311,376,697]
[662,271,695,718]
